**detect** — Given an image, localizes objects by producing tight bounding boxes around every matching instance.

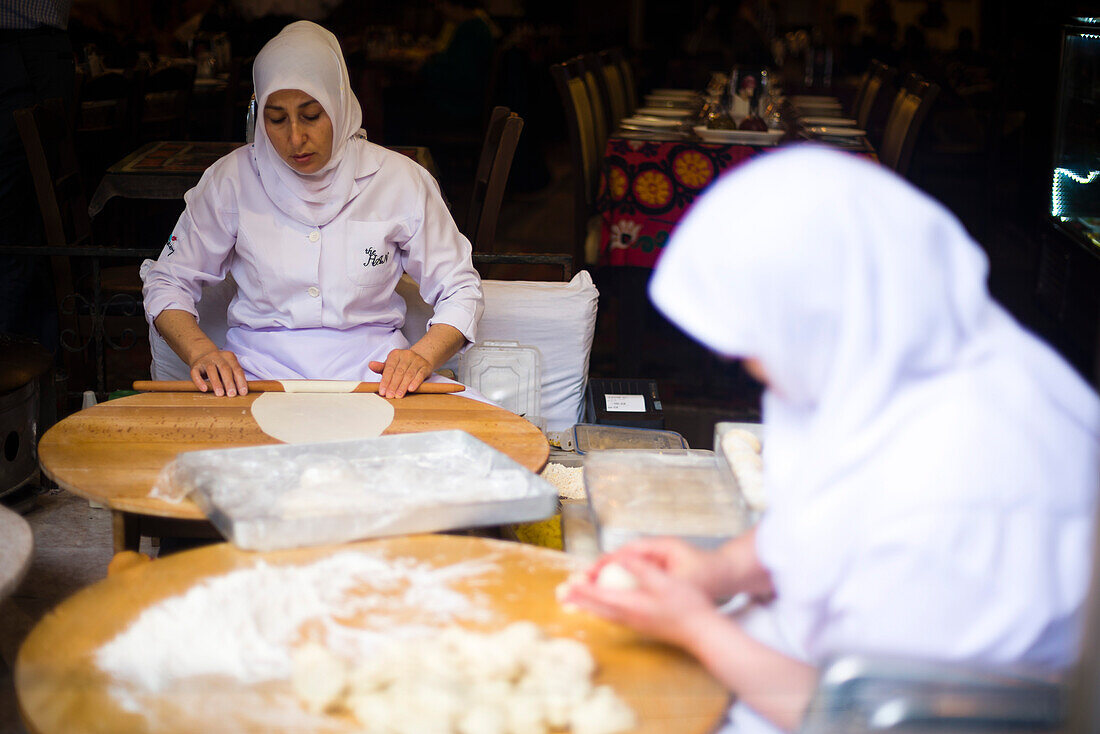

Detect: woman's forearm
[680,612,817,731]
[711,528,776,599]
[153,309,220,365]
[409,323,467,370]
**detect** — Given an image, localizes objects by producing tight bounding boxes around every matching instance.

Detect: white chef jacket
[143,141,484,381]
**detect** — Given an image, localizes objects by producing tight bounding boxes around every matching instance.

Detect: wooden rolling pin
[132,380,465,394]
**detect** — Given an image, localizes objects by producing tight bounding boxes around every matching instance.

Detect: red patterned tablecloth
[598,137,767,268]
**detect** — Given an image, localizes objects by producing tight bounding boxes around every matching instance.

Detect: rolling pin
[132,380,465,394]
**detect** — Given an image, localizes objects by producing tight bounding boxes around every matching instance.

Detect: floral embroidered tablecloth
[597,137,765,268]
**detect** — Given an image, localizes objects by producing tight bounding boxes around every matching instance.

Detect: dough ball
[571,685,638,734]
[595,562,639,591]
[556,571,587,613]
[504,694,548,734]
[722,428,762,454]
[290,642,349,713]
[346,691,397,733]
[457,703,507,734]
[729,450,763,474]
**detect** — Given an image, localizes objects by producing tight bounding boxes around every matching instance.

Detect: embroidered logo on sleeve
[165,235,178,256]
[363,247,389,268]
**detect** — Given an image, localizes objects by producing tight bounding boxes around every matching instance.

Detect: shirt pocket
[345,221,398,288]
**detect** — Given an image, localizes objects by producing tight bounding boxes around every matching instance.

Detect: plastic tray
[713,422,766,517]
[163,430,558,551]
[570,423,688,453]
[583,449,750,552]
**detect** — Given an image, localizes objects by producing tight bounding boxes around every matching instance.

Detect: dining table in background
[89,140,440,216]
[597,129,876,268]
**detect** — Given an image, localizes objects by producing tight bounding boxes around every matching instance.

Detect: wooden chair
[551,58,603,270]
[576,55,609,153]
[603,47,637,117]
[139,63,196,141]
[879,74,940,177]
[854,61,898,135]
[464,106,524,253]
[598,49,630,126]
[15,99,147,396]
[580,53,618,139]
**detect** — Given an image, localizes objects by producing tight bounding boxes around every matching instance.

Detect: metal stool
[0,334,52,507]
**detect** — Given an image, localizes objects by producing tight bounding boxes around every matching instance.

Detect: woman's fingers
[375,350,432,398]
[190,350,245,397]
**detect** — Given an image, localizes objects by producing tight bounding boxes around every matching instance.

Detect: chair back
[465,106,524,253]
[580,53,617,139]
[14,100,91,249]
[849,62,877,119]
[139,63,196,140]
[879,74,940,176]
[551,58,601,269]
[75,70,140,191]
[577,56,609,152]
[598,49,629,125]
[604,47,637,115]
[854,61,896,130]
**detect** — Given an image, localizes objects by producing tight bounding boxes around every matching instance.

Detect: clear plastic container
[160,430,558,551]
[458,340,542,430]
[569,423,688,453]
[583,449,750,552]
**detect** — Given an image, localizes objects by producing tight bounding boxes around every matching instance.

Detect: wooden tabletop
[0,505,33,600]
[37,392,549,521]
[16,535,728,734]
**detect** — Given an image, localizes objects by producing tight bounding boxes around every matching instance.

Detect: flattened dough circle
[250,392,395,444]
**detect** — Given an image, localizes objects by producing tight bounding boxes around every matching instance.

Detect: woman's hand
[596,537,730,601]
[565,555,721,649]
[189,348,249,397]
[369,349,433,398]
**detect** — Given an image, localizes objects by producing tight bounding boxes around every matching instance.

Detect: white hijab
[252,21,366,227]
[650,146,1100,665]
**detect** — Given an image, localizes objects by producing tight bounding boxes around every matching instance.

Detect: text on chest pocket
[345,221,398,287]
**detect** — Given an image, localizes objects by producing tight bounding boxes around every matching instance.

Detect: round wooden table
[0,504,33,600]
[37,393,549,551]
[16,535,728,734]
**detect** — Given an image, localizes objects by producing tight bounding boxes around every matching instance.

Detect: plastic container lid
[570,423,688,454]
[458,340,541,424]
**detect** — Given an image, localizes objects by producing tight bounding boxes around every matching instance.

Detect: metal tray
[164,430,558,551]
[582,449,750,552]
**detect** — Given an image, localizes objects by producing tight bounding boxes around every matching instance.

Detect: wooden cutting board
[37,393,550,520]
[15,535,729,734]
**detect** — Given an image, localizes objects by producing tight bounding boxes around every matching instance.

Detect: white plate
[643,96,698,108]
[800,116,858,126]
[620,115,685,128]
[808,126,866,138]
[633,107,694,118]
[693,126,783,145]
[651,88,697,97]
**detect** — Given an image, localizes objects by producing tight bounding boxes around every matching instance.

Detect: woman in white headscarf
[564,147,1100,732]
[143,21,483,398]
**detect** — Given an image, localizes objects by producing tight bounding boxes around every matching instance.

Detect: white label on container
[605,394,645,412]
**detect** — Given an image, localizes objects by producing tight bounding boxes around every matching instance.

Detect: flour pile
[96,551,495,693]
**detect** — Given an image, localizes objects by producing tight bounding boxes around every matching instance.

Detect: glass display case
[1050,18,1100,248]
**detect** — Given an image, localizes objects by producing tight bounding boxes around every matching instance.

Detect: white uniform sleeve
[397,167,483,348]
[142,164,240,328]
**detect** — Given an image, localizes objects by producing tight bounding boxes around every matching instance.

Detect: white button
[307,286,320,298]
[308,230,320,243]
